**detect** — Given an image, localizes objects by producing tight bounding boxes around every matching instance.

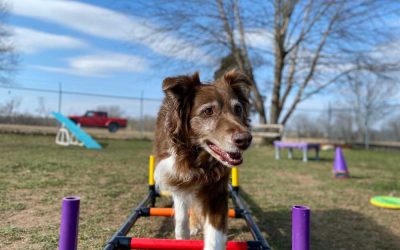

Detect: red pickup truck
[69,111,127,133]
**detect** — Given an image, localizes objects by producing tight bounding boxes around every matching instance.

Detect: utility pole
[58,82,62,113]
[327,103,332,139]
[140,90,144,139]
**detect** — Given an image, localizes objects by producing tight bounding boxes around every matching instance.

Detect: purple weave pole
[59,196,80,250]
[292,205,310,250]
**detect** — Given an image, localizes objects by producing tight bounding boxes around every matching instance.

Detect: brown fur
[154,70,252,234]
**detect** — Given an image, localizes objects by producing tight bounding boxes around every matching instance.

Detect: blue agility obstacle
[52,112,102,150]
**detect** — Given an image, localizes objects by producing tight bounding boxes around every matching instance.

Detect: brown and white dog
[153,70,252,250]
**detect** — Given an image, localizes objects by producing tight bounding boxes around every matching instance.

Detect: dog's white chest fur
[154,154,227,250]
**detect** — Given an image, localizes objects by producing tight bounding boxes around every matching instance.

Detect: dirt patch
[2,189,58,229]
[279,170,321,187]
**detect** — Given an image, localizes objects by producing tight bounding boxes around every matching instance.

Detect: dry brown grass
[0,133,399,249]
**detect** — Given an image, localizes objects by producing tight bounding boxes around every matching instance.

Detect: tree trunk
[248,71,267,124]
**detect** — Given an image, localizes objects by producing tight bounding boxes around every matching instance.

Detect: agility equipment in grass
[58,156,311,250]
[292,205,310,250]
[333,147,349,178]
[274,141,320,162]
[370,196,400,209]
[102,158,271,250]
[59,196,80,250]
[52,112,101,149]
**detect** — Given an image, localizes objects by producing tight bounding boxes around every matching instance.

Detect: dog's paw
[175,232,190,240]
[190,227,200,236]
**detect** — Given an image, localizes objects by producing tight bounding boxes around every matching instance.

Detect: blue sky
[2,0,187,117]
[1,0,398,121]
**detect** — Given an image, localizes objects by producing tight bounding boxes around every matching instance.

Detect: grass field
[0,133,399,250]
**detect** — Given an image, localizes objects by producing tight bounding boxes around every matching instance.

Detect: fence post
[58,82,62,113]
[140,91,144,139]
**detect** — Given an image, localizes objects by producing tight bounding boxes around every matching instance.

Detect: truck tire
[108,123,119,133]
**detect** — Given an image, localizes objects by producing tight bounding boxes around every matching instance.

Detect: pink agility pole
[130,238,249,250]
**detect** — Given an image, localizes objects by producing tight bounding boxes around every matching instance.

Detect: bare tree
[0,1,17,83]
[122,0,400,125]
[331,110,356,142]
[130,115,157,132]
[287,113,323,138]
[0,97,22,123]
[35,97,51,124]
[385,114,400,141]
[343,72,396,149]
[316,104,334,139]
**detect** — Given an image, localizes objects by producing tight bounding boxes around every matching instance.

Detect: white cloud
[244,29,274,51]
[10,25,88,53]
[31,52,149,77]
[371,40,400,61]
[10,0,213,64]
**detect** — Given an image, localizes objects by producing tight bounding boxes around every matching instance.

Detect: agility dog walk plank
[102,162,272,250]
[52,112,102,149]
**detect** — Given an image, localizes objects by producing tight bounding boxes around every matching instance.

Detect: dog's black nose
[232,132,252,149]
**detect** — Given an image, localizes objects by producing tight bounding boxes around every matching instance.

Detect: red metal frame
[130,238,249,250]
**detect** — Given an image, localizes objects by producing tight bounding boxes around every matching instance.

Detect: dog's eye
[234,104,243,116]
[203,107,214,116]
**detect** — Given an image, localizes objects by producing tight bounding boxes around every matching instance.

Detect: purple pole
[292,205,310,250]
[59,196,80,250]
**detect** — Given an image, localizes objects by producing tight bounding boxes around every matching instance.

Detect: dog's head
[163,70,252,167]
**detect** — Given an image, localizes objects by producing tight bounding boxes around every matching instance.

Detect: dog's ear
[223,69,251,102]
[162,73,201,144]
[163,72,201,100]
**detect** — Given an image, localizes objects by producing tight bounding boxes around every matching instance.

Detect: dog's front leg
[173,192,190,239]
[202,192,228,250]
[204,215,227,250]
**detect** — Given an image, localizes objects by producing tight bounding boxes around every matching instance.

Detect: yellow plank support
[149,155,155,186]
[231,167,239,187]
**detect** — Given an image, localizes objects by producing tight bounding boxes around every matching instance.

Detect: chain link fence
[1,84,400,144]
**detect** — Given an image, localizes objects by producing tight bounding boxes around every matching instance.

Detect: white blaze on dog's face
[190,71,252,167]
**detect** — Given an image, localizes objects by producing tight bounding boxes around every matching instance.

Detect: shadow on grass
[311,157,333,162]
[150,189,399,249]
[98,142,109,148]
[154,217,175,239]
[153,200,174,239]
[347,175,370,180]
[277,157,333,162]
[240,188,400,250]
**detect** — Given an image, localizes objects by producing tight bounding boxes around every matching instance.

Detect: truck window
[85,111,95,117]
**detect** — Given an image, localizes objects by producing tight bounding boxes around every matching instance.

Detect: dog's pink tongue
[209,143,243,166]
[227,152,243,166]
